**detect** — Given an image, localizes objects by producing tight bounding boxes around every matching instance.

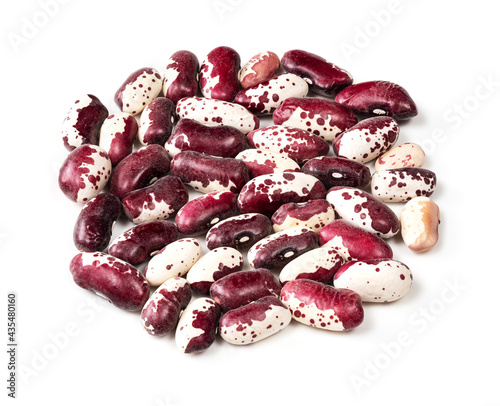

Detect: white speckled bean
[176,97,259,134]
[235,149,300,178]
[371,168,437,202]
[271,199,336,233]
[144,238,202,286]
[114,67,163,115]
[375,142,425,171]
[334,259,413,303]
[400,196,440,252]
[219,296,291,345]
[186,247,244,295]
[279,246,344,284]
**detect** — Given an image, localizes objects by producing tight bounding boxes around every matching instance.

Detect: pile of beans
[60,47,440,353]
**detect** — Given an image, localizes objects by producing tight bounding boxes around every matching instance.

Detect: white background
[2,0,500,405]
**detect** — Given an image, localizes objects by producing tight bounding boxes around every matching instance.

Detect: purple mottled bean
[99,113,138,166]
[210,268,282,312]
[108,220,179,265]
[281,50,353,96]
[69,252,150,311]
[206,213,272,250]
[163,50,199,103]
[175,191,237,235]
[335,80,418,120]
[302,156,371,189]
[73,193,122,252]
[109,144,170,199]
[141,277,192,336]
[122,175,189,223]
[138,97,176,145]
[170,151,249,194]
[200,46,240,101]
[165,118,247,158]
[273,97,358,141]
[248,227,319,269]
[371,168,437,202]
[61,94,108,151]
[271,199,336,233]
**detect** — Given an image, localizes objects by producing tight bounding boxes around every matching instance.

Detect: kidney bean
[170,151,249,194]
[175,298,221,354]
[333,116,399,164]
[335,80,418,120]
[121,175,188,224]
[206,213,272,251]
[99,113,138,166]
[176,97,259,134]
[144,238,201,286]
[108,220,179,266]
[234,73,309,115]
[247,125,329,164]
[326,186,400,238]
[61,94,108,151]
[163,50,199,103]
[186,247,244,295]
[271,200,335,233]
[273,97,358,142]
[400,196,440,252]
[371,168,437,202]
[210,268,282,312]
[219,296,291,345]
[235,149,300,178]
[108,144,170,199]
[138,97,176,146]
[58,144,112,204]
[237,172,326,217]
[334,259,412,303]
[375,142,425,171]
[200,46,241,101]
[141,277,192,336]
[248,227,319,269]
[302,156,371,190]
[279,246,344,285]
[114,67,162,115]
[165,118,247,158]
[175,191,237,235]
[281,50,353,96]
[69,252,149,311]
[318,220,393,261]
[73,193,122,252]
[280,279,364,331]
[239,51,280,89]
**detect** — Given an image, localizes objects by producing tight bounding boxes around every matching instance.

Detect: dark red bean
[163,50,199,103]
[73,193,122,252]
[175,191,238,235]
[206,213,272,250]
[108,220,179,265]
[99,113,138,166]
[121,175,189,223]
[281,50,353,96]
[210,268,282,312]
[271,199,335,232]
[335,80,418,120]
[69,252,150,311]
[170,151,249,194]
[302,156,371,189]
[108,144,170,199]
[138,97,176,145]
[165,118,247,158]
[200,46,240,101]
